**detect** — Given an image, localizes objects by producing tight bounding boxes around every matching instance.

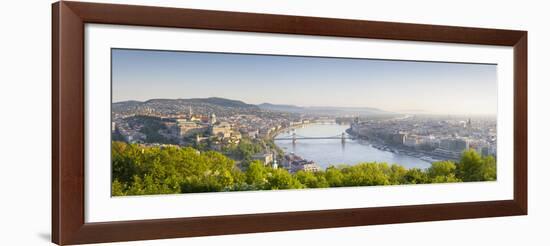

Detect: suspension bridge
[274,132,352,143]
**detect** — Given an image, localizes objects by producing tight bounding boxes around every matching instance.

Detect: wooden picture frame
[52,1,527,245]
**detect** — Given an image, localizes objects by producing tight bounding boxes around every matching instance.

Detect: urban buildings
[350,115,496,161]
[112,98,496,174]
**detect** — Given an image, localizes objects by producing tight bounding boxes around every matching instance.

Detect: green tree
[245,161,269,189]
[455,149,496,182]
[324,166,344,187]
[403,168,429,184]
[231,138,263,160]
[481,155,497,181]
[427,161,461,183]
[111,179,126,196]
[111,141,496,196]
[295,171,329,188]
[340,163,391,186]
[265,168,304,190]
[388,164,408,185]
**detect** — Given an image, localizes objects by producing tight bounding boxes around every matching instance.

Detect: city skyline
[112,48,498,115]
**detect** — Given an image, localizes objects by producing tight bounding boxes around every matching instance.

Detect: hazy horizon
[112,48,498,115]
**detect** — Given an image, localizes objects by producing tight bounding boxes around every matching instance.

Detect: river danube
[274,123,431,169]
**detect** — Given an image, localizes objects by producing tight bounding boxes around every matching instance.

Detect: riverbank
[345,128,457,164]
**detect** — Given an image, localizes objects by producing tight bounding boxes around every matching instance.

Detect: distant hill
[143,97,257,109]
[258,103,394,116]
[185,97,257,108]
[257,103,304,113]
[114,97,258,109]
[307,106,392,115]
[112,100,144,111]
[112,100,142,107]
[113,97,395,116]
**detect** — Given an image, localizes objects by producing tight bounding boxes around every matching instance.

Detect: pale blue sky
[112,48,497,115]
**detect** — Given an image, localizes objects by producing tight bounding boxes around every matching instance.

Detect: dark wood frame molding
[52,1,527,245]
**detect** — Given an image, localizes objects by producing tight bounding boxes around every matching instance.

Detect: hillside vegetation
[111,141,496,196]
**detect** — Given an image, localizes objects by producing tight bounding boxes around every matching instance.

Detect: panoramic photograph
[110,48,498,196]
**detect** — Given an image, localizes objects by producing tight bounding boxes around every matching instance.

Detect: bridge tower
[292,132,297,144]
[341,133,346,143]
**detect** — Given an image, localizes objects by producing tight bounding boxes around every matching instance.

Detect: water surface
[275,123,431,169]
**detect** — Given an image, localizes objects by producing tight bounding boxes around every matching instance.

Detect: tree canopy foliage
[127,115,178,144]
[111,142,496,196]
